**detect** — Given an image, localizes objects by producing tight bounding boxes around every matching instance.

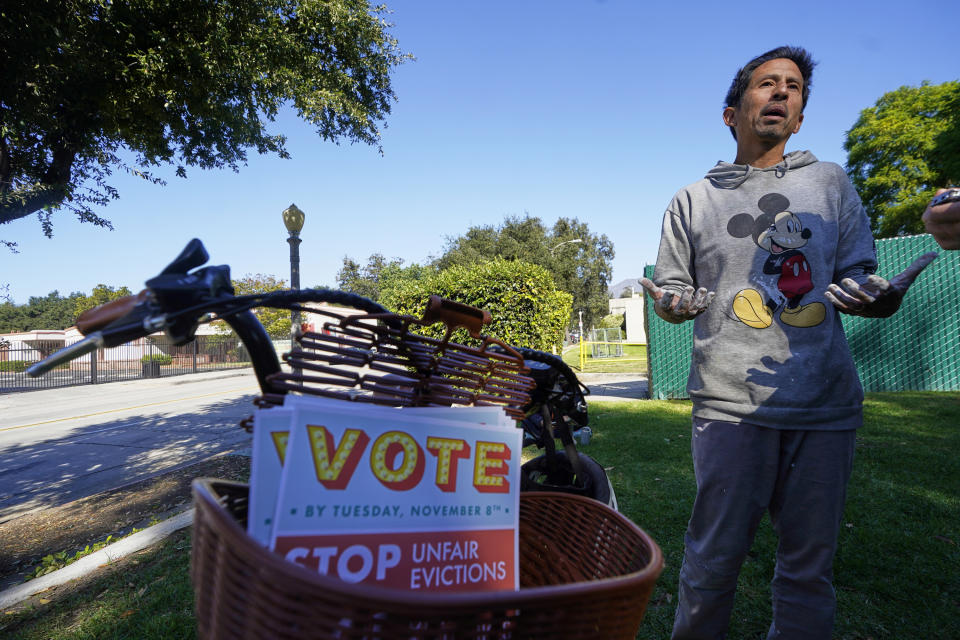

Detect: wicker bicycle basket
[192,479,663,640]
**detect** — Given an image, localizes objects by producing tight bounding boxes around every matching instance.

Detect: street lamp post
[549,238,583,255]
[282,204,306,348]
[578,308,585,370]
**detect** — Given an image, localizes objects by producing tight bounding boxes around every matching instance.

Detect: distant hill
[608,278,644,298]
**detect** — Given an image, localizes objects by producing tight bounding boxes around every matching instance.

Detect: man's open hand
[824,252,938,318]
[639,277,715,324]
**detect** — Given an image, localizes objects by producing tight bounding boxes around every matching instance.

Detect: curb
[0,508,194,611]
[170,368,254,386]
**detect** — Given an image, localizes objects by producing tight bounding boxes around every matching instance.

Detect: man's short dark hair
[724,46,816,140]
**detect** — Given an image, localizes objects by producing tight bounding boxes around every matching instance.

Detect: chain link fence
[645,234,960,399]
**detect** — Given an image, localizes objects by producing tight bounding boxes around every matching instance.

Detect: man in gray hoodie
[640,46,936,639]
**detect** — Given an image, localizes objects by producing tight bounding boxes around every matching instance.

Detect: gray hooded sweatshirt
[652,150,877,430]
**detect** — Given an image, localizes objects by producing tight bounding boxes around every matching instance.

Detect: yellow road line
[0,386,259,432]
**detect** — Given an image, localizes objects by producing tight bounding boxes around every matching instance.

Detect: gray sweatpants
[671,418,856,640]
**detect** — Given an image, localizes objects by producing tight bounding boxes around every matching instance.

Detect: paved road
[578,372,649,402]
[0,368,647,524]
[0,370,260,524]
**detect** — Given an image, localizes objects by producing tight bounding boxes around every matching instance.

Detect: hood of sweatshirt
[705,150,818,189]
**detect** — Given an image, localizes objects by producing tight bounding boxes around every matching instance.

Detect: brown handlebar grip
[76,289,149,335]
[420,295,491,338]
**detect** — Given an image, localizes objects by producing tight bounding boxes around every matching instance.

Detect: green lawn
[562,342,648,374]
[591,392,960,639]
[3,392,957,639]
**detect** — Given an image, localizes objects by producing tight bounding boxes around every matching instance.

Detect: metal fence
[587,328,624,358]
[645,234,960,399]
[575,340,648,373]
[0,334,291,393]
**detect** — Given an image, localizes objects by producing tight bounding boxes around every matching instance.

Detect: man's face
[724,58,805,144]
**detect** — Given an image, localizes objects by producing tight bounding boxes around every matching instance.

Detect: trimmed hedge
[140,353,173,365]
[380,258,572,351]
[0,360,28,373]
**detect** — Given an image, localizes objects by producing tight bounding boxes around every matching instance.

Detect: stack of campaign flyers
[247,394,523,593]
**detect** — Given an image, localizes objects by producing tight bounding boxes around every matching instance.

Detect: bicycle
[29,239,660,639]
[512,348,616,510]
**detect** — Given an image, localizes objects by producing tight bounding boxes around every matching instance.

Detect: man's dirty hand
[640,277,715,324]
[825,252,938,318]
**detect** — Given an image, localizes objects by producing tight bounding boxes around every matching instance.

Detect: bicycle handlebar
[76,290,150,335]
[25,240,397,393]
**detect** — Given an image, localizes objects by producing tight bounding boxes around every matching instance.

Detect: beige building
[607,278,647,344]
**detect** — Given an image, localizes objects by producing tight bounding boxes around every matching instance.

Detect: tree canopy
[221,274,291,338]
[0,284,137,331]
[73,284,134,319]
[435,215,615,328]
[844,80,960,237]
[335,253,428,302]
[0,290,84,332]
[0,0,409,238]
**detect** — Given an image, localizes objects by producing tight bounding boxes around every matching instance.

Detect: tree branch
[0,140,76,229]
[0,185,70,227]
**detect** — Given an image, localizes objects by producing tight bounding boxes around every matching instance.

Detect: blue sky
[2,0,958,304]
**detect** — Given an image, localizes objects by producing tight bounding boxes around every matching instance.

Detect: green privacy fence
[644,234,960,399]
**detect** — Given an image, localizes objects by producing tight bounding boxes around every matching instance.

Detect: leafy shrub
[141,353,173,365]
[0,360,28,372]
[380,258,572,351]
[599,312,625,329]
[26,536,114,580]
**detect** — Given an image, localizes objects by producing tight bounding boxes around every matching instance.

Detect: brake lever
[27,308,167,378]
[28,240,232,378]
[27,333,106,377]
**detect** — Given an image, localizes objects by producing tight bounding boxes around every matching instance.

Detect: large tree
[844,80,960,237]
[0,0,409,238]
[335,253,429,302]
[435,215,615,329]
[0,290,85,332]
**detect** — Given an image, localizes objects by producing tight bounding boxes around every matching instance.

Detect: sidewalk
[579,372,649,401]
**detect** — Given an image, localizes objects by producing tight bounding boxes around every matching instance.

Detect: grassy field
[2,392,958,639]
[562,341,648,374]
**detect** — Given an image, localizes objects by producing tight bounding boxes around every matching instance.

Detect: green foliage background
[844,80,960,237]
[73,284,133,319]
[380,258,572,351]
[0,0,409,234]
[218,274,291,338]
[0,291,82,331]
[435,215,614,329]
[337,215,614,333]
[599,312,625,329]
